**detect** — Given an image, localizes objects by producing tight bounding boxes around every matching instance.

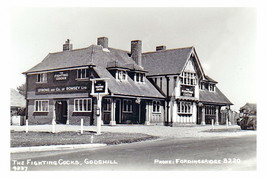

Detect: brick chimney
[97,37,108,48]
[156,45,166,51]
[131,40,142,66]
[63,39,73,51]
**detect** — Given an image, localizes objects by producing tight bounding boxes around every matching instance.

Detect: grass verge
[11,131,158,147]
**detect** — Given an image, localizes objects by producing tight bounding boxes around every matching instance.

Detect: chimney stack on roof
[63,39,73,51]
[131,40,142,66]
[156,45,166,51]
[97,37,108,49]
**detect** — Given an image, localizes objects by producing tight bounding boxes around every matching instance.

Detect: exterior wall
[27,98,94,125]
[28,99,54,125]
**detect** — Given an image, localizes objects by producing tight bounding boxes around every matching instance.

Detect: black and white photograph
[4,0,266,175]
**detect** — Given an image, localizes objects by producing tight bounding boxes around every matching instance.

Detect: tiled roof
[204,75,218,83]
[10,88,26,107]
[142,47,193,76]
[24,45,164,99]
[240,103,257,111]
[199,87,232,105]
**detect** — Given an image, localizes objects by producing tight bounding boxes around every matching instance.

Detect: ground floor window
[103,98,112,112]
[74,98,92,112]
[205,105,216,115]
[177,101,192,114]
[153,100,161,113]
[34,100,49,112]
[123,99,132,112]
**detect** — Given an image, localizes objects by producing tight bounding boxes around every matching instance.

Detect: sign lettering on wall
[53,71,69,81]
[180,85,195,97]
[94,80,106,93]
[36,85,88,94]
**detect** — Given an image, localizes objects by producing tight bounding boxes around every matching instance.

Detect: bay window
[177,101,192,114]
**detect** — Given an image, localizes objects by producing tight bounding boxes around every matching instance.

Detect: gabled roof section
[23,44,164,98]
[199,86,232,105]
[24,46,96,73]
[142,47,194,76]
[203,75,218,83]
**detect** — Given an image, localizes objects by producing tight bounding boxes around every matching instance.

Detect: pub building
[23,37,232,126]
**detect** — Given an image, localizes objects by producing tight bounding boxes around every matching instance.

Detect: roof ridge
[142,46,194,55]
[49,45,97,55]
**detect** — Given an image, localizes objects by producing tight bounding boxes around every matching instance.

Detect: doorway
[55,100,68,124]
[139,100,146,124]
[115,99,121,124]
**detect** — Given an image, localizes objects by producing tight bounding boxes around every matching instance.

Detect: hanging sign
[180,85,195,97]
[94,80,106,93]
[53,71,69,81]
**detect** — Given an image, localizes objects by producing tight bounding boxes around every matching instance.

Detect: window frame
[36,73,47,83]
[34,100,49,112]
[135,73,145,83]
[123,99,133,113]
[180,72,197,86]
[73,98,92,112]
[116,70,128,81]
[152,100,161,113]
[177,101,192,114]
[76,68,89,79]
[103,98,112,112]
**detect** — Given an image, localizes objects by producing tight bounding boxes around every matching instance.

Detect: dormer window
[180,72,196,85]
[77,68,89,79]
[117,70,127,81]
[37,73,47,83]
[209,84,215,92]
[135,73,145,83]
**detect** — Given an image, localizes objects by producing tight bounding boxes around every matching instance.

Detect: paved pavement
[11,124,256,138]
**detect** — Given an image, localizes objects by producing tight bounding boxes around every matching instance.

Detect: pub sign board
[180,85,195,97]
[53,71,69,81]
[36,85,88,94]
[94,80,106,93]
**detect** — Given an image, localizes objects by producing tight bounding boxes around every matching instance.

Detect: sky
[8,7,257,111]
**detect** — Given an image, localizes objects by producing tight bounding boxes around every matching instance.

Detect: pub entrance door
[115,99,121,124]
[55,101,68,124]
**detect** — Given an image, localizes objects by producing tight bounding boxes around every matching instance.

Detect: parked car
[239,103,257,130]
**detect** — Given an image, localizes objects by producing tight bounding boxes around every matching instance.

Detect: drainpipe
[165,75,171,126]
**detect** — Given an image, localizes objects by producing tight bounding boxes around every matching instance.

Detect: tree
[17,83,26,97]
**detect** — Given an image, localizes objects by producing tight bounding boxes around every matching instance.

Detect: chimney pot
[156,45,166,51]
[97,37,108,48]
[131,40,142,66]
[63,39,73,51]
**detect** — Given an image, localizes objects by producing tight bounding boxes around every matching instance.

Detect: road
[10,135,256,171]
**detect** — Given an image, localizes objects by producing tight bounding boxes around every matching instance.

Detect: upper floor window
[123,99,132,112]
[152,101,161,113]
[180,72,196,85]
[135,73,145,83]
[37,73,47,83]
[34,100,49,112]
[117,70,127,81]
[209,84,215,92]
[74,98,92,112]
[77,68,89,79]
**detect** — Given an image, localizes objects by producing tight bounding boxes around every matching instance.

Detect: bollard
[25,120,28,133]
[90,135,94,144]
[52,120,56,133]
[211,119,214,130]
[81,118,84,134]
[226,118,229,128]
